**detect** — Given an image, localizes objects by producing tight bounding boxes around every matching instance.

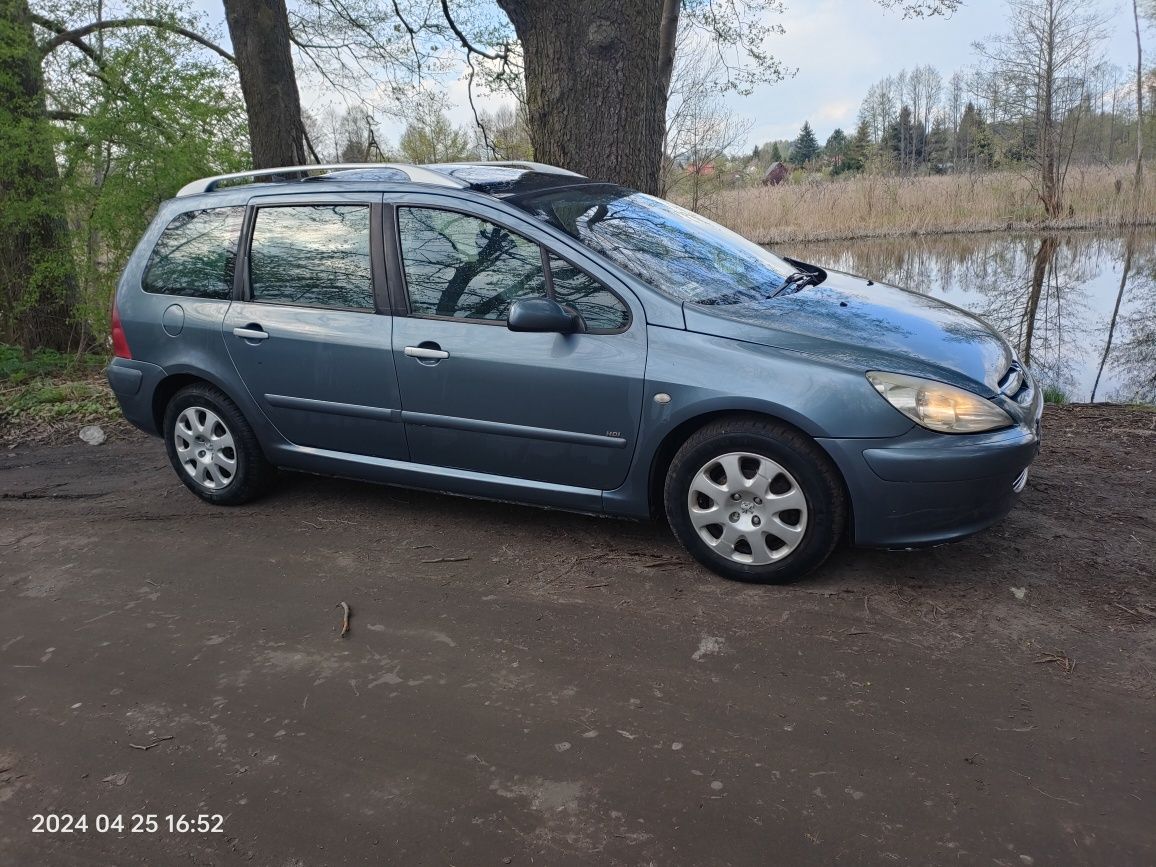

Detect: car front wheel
[664,417,846,583]
[163,383,274,505]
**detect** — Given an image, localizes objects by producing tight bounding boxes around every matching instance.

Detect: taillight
[110,299,132,359]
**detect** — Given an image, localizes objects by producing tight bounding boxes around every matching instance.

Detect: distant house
[687,162,716,177]
[762,162,789,186]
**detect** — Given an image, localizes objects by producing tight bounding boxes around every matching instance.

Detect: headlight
[866,371,1013,434]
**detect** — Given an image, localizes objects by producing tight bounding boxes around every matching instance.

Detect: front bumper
[818,421,1041,549]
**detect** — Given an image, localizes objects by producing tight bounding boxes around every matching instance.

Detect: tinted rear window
[142,207,243,300]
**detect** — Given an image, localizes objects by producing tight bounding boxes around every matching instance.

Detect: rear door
[387,196,647,491]
[223,193,408,460]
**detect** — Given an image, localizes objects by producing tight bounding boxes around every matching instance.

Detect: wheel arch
[646,409,854,539]
[151,369,251,435]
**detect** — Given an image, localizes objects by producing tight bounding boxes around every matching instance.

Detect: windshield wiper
[772,257,828,297]
[773,270,822,297]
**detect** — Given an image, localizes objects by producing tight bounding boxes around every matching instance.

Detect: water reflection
[784,231,1156,403]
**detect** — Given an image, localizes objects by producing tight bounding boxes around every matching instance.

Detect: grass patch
[0,344,120,442]
[1042,385,1071,405]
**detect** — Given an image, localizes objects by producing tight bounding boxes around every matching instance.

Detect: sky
[732,0,1143,146]
[192,0,1146,153]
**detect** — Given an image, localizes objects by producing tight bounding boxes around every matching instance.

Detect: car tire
[664,416,846,583]
[163,383,274,506]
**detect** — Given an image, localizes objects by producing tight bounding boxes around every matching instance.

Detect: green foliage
[398,103,475,163]
[770,142,782,162]
[791,121,819,165]
[41,0,250,342]
[835,119,872,175]
[1042,385,1070,405]
[0,0,78,349]
[824,128,847,156]
[956,102,993,169]
[0,342,117,428]
[0,342,98,378]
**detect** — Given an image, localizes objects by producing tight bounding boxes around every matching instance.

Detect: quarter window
[248,205,374,309]
[549,257,629,331]
[142,207,243,300]
[398,208,546,321]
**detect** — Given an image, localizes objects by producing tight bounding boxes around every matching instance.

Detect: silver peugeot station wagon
[106,161,1042,583]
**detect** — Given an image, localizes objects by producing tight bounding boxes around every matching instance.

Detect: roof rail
[175,163,468,197]
[430,160,586,178]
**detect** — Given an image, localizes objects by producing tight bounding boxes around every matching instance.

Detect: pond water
[781,230,1155,404]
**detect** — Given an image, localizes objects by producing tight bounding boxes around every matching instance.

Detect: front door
[223,194,408,461]
[389,202,646,491]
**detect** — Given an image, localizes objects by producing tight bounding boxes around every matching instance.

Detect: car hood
[681,270,1013,396]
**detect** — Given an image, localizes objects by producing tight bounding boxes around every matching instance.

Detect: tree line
[748,0,1146,224]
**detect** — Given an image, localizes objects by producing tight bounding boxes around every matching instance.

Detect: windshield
[509,184,797,305]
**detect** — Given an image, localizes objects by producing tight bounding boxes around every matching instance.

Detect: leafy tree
[956,101,992,170]
[927,113,950,168]
[841,118,872,173]
[475,102,533,161]
[770,141,783,162]
[1,0,250,351]
[884,105,925,172]
[398,104,474,163]
[791,121,819,165]
[2,0,244,351]
[0,0,78,351]
[824,127,848,165]
[49,4,250,339]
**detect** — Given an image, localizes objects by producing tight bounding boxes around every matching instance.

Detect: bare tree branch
[34,15,235,65]
[439,0,510,63]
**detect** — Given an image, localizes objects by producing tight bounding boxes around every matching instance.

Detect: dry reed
[700,166,1154,244]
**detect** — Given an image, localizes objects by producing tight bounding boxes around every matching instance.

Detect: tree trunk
[0,0,82,352]
[497,0,670,194]
[1131,0,1144,212]
[221,0,307,168]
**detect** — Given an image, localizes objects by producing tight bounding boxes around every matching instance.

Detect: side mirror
[507,298,582,334]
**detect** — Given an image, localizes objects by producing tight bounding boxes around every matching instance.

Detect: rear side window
[398,207,546,321]
[548,256,630,332]
[142,207,243,299]
[248,205,373,310]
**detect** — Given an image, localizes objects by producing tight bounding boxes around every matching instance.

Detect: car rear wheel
[163,383,274,505]
[664,417,846,583]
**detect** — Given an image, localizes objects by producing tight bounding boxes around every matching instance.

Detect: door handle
[233,326,269,341]
[404,345,449,360]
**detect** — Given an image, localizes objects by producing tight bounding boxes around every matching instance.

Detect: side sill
[270,442,606,513]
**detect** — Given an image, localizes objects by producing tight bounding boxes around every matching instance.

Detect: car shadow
[266,467,975,594]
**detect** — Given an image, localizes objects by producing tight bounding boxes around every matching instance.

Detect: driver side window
[398,208,547,321]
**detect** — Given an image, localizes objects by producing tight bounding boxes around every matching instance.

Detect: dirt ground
[0,405,1153,866]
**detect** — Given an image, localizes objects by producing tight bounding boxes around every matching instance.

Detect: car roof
[173,161,590,200]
